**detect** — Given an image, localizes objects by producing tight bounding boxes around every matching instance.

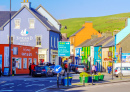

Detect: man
[31,63,36,75]
[92,64,96,74]
[29,63,32,75]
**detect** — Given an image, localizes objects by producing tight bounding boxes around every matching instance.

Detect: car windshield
[35,66,45,71]
[50,66,55,69]
[77,66,84,68]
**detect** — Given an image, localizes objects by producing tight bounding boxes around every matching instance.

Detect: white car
[114,67,130,77]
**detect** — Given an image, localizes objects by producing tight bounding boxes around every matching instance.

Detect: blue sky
[0,0,130,19]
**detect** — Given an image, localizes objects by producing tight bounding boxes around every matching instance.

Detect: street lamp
[9,0,12,76]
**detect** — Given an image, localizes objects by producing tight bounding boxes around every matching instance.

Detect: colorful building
[0,1,61,68]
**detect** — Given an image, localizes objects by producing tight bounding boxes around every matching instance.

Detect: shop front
[38,49,48,64]
[0,44,38,75]
[51,50,58,65]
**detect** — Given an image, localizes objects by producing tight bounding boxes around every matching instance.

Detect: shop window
[8,36,13,44]
[36,36,41,46]
[15,19,20,29]
[29,19,35,29]
[28,58,32,68]
[13,47,18,55]
[23,58,27,69]
[57,38,58,48]
[34,58,37,65]
[18,58,21,69]
[51,36,53,47]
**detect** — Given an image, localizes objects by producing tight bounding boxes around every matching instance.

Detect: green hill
[59,13,130,37]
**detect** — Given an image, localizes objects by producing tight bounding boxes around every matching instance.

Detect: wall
[90,46,94,65]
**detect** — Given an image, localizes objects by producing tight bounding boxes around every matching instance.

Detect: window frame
[54,37,56,48]
[36,36,42,46]
[28,58,32,68]
[14,19,21,29]
[23,58,27,69]
[18,58,22,69]
[34,58,37,65]
[8,36,13,44]
[51,36,53,47]
[29,18,35,29]
[57,38,58,48]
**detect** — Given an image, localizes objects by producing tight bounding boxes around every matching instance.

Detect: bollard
[92,74,93,85]
[83,75,85,86]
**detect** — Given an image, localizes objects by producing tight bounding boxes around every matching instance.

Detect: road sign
[58,41,70,57]
[54,65,62,73]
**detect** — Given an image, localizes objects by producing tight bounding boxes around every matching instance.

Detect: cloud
[0,6,7,11]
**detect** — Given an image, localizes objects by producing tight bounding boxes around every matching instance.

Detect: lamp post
[9,0,12,76]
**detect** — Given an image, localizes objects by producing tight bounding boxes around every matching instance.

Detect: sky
[0,0,130,19]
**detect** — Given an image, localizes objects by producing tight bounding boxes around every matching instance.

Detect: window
[23,58,27,69]
[15,19,20,29]
[54,37,56,48]
[29,19,35,28]
[18,58,21,69]
[128,67,130,70]
[28,58,32,68]
[51,36,53,47]
[34,58,37,65]
[8,37,13,44]
[36,36,41,46]
[13,47,18,55]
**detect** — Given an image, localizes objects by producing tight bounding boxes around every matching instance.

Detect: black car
[32,65,53,77]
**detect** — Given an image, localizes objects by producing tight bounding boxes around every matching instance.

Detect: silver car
[75,65,86,74]
[114,67,130,77]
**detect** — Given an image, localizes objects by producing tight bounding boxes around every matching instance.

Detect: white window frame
[51,36,53,47]
[57,38,58,48]
[29,18,35,29]
[18,58,22,69]
[36,36,42,47]
[14,19,21,29]
[28,58,32,68]
[23,58,27,69]
[8,36,13,44]
[34,58,37,65]
[54,37,56,48]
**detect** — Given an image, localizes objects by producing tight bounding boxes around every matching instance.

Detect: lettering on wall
[21,47,32,56]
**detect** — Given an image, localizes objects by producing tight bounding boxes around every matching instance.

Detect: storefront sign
[104,58,112,61]
[3,67,9,76]
[21,48,32,56]
[58,42,70,57]
[0,55,2,69]
[4,47,9,67]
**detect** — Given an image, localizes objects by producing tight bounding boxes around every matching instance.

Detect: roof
[70,27,85,37]
[0,11,17,27]
[61,36,68,41]
[0,5,60,33]
[36,5,61,25]
[82,37,105,47]
[103,38,115,47]
[95,36,113,46]
[76,39,91,47]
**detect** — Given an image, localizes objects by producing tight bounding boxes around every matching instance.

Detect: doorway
[12,58,16,75]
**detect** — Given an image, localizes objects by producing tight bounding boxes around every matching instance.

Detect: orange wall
[0,44,38,74]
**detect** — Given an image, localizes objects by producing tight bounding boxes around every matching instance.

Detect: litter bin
[62,77,72,86]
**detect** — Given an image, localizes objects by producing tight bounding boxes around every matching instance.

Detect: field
[59,13,130,37]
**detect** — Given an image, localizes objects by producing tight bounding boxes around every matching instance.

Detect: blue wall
[94,46,102,72]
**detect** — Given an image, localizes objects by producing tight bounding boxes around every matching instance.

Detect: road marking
[35,85,56,92]
[1,83,14,86]
[0,90,13,92]
[10,86,14,88]
[26,84,45,87]
[17,84,22,86]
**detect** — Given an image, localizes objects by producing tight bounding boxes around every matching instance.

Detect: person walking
[64,63,68,72]
[92,64,96,75]
[107,65,111,74]
[29,63,32,75]
[31,63,36,75]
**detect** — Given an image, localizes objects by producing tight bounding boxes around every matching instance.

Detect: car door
[121,67,127,76]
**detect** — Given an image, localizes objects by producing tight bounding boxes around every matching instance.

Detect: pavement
[0,72,130,92]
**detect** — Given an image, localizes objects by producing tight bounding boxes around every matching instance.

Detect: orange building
[69,21,102,61]
[0,44,38,75]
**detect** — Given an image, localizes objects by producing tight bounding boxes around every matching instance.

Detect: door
[12,58,16,74]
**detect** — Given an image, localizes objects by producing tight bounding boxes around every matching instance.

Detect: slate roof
[0,11,17,27]
[76,39,91,47]
[95,36,113,46]
[82,37,105,47]
[103,39,115,47]
[70,27,85,37]
[0,6,60,33]
[61,36,68,41]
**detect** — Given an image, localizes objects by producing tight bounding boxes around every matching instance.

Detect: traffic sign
[58,41,70,57]
[54,65,62,73]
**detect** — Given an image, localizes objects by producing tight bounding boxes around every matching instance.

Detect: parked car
[114,67,130,77]
[32,65,53,77]
[75,65,86,74]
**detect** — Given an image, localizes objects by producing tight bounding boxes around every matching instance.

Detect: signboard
[81,51,84,56]
[104,58,112,61]
[54,65,62,73]
[0,55,2,69]
[58,42,70,57]
[4,47,9,67]
[3,67,9,76]
[122,53,130,63]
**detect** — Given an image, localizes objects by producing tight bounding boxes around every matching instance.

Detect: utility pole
[9,0,12,76]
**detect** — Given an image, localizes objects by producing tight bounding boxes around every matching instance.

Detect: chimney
[61,33,67,39]
[84,21,93,28]
[113,30,120,36]
[21,0,31,8]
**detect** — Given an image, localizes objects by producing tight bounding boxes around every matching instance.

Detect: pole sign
[54,65,62,73]
[58,42,70,57]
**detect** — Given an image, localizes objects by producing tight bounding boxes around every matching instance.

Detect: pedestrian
[31,63,36,75]
[92,64,96,75]
[107,65,111,74]
[52,62,55,66]
[0,67,1,77]
[29,63,32,75]
[64,63,68,72]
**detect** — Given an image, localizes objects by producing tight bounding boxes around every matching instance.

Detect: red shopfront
[0,44,38,75]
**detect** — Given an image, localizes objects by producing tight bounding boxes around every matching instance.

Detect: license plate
[37,73,41,74]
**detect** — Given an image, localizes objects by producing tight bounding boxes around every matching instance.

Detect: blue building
[0,1,61,65]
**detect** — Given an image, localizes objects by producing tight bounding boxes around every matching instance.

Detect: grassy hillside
[59,13,130,37]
